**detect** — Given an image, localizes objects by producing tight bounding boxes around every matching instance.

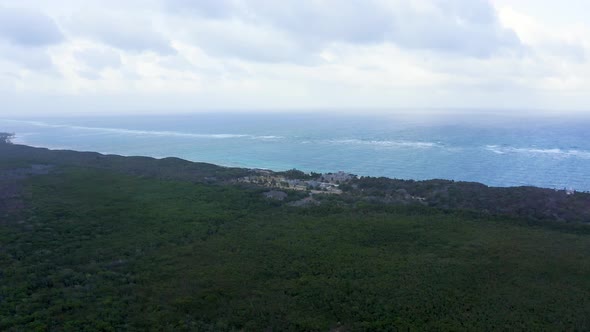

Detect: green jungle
[1,135,590,331]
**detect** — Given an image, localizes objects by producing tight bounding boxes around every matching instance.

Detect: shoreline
[2,141,590,223]
[3,118,590,191]
[6,141,588,194]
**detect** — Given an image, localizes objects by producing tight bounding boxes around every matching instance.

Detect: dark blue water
[1,112,589,191]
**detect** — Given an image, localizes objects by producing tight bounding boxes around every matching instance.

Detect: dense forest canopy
[1,141,590,331]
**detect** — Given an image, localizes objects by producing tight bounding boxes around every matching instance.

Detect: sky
[0,0,590,116]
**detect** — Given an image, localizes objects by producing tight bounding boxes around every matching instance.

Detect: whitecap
[1,119,282,140]
[485,145,590,159]
[327,138,440,149]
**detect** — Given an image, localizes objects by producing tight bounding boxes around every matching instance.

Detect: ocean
[1,112,589,191]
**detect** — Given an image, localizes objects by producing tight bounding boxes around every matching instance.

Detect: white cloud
[168,18,314,64]
[66,10,176,55]
[0,5,64,47]
[163,0,521,57]
[75,47,122,70]
[0,0,589,115]
[0,43,56,70]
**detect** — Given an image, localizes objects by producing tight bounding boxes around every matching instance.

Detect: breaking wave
[1,120,283,140]
[327,139,441,148]
[486,145,590,159]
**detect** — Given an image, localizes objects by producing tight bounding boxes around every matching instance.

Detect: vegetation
[348,176,590,223]
[1,142,590,331]
[0,141,251,182]
[0,132,14,144]
[276,168,319,180]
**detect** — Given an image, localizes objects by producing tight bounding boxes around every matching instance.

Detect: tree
[0,132,15,144]
[280,169,308,180]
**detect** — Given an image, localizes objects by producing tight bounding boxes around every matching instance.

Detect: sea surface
[1,112,590,191]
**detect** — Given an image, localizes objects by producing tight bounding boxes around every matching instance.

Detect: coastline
[3,115,590,191]
[8,140,589,193]
[2,141,590,223]
[1,137,586,193]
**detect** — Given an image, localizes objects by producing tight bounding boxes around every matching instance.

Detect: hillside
[1,139,590,331]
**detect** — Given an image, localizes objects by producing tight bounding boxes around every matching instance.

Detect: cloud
[174,19,315,64]
[164,0,393,50]
[247,1,393,46]
[0,6,64,47]
[0,0,588,113]
[75,48,122,70]
[543,40,586,63]
[163,0,521,61]
[71,47,123,80]
[496,6,587,62]
[389,0,522,57]
[70,13,176,55]
[0,42,56,71]
[164,0,237,18]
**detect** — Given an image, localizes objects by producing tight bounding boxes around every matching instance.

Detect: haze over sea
[2,111,590,191]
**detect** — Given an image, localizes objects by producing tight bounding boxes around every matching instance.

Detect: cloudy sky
[1,0,589,116]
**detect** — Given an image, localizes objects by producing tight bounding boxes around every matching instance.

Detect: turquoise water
[1,112,590,191]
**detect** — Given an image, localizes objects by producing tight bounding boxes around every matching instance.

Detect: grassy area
[1,167,590,331]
